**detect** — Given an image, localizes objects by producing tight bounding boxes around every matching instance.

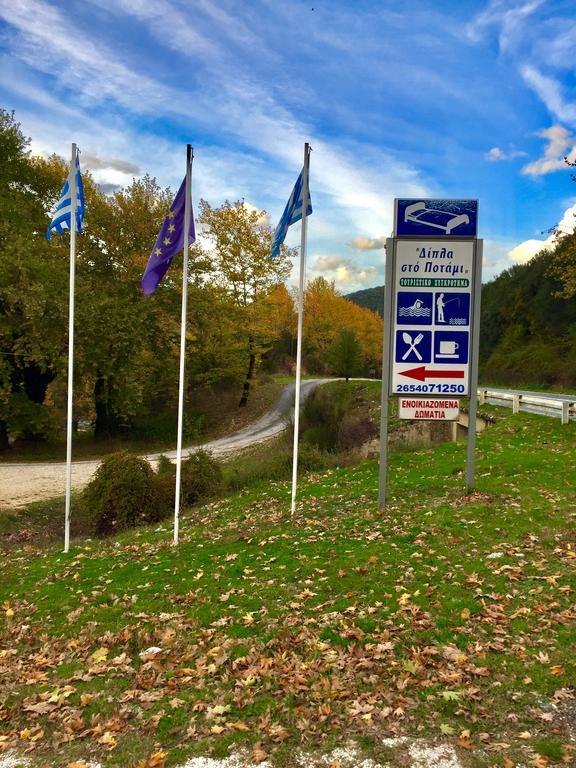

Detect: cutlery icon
[401,332,424,361]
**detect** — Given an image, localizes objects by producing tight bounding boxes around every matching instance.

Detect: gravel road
[0,379,332,509]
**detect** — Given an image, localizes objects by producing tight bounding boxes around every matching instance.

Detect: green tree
[326,328,361,381]
[73,175,210,437]
[547,231,576,299]
[0,111,70,449]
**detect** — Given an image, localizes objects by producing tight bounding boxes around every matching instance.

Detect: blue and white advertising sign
[390,239,476,396]
[395,199,478,238]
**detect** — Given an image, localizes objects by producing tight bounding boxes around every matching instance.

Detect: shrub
[156,454,175,476]
[180,450,223,505]
[337,414,378,451]
[301,382,377,452]
[155,454,176,510]
[82,452,168,536]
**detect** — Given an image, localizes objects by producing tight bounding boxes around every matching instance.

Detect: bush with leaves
[180,449,223,505]
[155,450,223,508]
[82,452,168,536]
[301,382,377,452]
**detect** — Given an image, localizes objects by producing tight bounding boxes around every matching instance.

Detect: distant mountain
[345,286,384,317]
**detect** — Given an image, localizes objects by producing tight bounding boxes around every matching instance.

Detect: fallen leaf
[90,648,109,664]
[251,743,268,764]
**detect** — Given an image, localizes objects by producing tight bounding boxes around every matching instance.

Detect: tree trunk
[22,363,55,405]
[238,343,256,408]
[94,373,118,437]
[0,420,9,452]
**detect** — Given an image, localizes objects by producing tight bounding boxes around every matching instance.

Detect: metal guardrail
[478,389,576,424]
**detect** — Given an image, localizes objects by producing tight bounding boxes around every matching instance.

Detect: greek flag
[46,153,85,240]
[270,167,312,258]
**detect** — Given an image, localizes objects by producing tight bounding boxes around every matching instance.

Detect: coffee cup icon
[439,340,458,355]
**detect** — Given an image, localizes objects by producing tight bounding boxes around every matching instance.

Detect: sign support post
[378,238,395,509]
[378,199,482,507]
[465,239,483,491]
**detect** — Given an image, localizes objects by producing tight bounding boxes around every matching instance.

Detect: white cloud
[0,1,180,115]
[521,66,576,127]
[465,0,544,49]
[349,236,387,250]
[315,255,348,271]
[310,254,381,290]
[82,154,140,174]
[522,125,576,176]
[485,146,527,162]
[507,203,576,263]
[0,0,429,252]
[542,22,576,69]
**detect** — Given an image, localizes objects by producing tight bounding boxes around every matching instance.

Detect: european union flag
[141,178,196,296]
[270,167,312,258]
[46,153,85,239]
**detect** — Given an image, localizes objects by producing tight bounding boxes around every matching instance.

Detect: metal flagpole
[290,143,310,516]
[64,143,77,553]
[174,144,193,545]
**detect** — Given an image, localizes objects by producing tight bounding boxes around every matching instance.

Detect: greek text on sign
[391,239,475,395]
[398,397,460,421]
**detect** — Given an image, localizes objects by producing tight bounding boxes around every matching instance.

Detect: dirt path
[0,380,332,509]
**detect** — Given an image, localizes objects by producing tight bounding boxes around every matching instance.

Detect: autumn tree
[198,200,293,406]
[260,283,296,372]
[303,277,382,375]
[73,175,177,436]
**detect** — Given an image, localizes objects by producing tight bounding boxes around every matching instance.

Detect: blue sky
[1,0,575,292]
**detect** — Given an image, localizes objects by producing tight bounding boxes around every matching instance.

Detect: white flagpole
[174,144,193,545]
[290,142,310,516]
[64,143,77,553]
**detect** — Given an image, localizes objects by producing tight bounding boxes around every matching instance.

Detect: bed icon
[404,202,470,235]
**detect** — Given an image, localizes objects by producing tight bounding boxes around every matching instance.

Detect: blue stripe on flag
[270,167,312,258]
[46,154,85,240]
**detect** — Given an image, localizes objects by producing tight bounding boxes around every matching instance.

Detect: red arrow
[399,366,465,382]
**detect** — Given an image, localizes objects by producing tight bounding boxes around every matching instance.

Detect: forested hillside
[345,285,384,317]
[479,243,576,386]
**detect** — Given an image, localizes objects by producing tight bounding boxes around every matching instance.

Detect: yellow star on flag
[155,247,162,256]
[163,237,171,246]
[168,224,175,233]
[168,210,175,219]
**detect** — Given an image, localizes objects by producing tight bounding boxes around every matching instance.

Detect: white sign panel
[398,397,460,421]
[391,239,476,396]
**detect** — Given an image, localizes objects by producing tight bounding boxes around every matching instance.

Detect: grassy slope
[0,408,575,768]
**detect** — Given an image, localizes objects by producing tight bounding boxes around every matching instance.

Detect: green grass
[0,407,575,767]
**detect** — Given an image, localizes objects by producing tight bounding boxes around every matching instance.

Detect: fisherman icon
[434,292,470,326]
